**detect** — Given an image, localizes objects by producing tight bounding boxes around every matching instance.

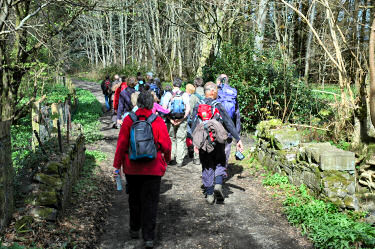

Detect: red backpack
[197,100,220,121]
[197,100,221,143]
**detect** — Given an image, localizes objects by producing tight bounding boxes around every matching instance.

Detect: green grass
[311,83,357,103]
[261,172,375,248]
[72,88,103,143]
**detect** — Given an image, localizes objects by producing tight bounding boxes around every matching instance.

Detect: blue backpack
[128,113,157,161]
[150,83,160,98]
[168,91,185,119]
[217,84,237,119]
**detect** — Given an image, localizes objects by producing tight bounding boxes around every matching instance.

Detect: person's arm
[235,98,241,134]
[218,103,240,141]
[190,103,199,133]
[183,93,191,119]
[117,93,125,121]
[156,118,172,162]
[113,116,131,170]
[101,81,106,94]
[162,92,172,110]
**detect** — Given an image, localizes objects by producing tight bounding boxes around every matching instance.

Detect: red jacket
[113,108,172,176]
[113,82,128,111]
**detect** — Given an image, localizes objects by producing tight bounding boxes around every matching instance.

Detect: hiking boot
[168,160,177,166]
[206,194,215,204]
[129,229,140,239]
[214,184,225,202]
[144,240,154,248]
[193,159,200,165]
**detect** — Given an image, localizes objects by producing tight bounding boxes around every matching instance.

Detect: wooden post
[31,101,41,152]
[57,119,62,153]
[31,96,46,152]
[51,103,59,136]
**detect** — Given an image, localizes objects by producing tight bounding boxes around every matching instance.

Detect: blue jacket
[218,83,241,135]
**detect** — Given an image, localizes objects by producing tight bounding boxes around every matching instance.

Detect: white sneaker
[206,194,215,204]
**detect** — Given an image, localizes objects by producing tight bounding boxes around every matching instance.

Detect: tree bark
[369,13,375,128]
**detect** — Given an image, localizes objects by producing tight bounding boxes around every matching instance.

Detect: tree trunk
[254,0,269,52]
[369,13,375,128]
[304,0,316,83]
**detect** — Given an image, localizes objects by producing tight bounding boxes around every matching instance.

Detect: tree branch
[0,1,51,35]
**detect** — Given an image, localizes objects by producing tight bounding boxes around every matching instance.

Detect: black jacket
[190,98,241,141]
[101,80,112,95]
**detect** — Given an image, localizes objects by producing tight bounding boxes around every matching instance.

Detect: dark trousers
[199,143,226,193]
[125,175,161,241]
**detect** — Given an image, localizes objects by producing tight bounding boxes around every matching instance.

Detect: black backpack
[128,113,157,161]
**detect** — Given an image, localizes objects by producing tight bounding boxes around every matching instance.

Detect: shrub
[203,39,328,131]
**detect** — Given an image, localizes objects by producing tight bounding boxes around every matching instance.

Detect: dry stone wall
[255,120,361,211]
[25,132,85,221]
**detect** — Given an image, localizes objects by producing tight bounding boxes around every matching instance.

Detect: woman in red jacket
[113,91,171,248]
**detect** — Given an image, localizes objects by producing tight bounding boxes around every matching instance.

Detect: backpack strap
[146,113,157,124]
[128,112,138,122]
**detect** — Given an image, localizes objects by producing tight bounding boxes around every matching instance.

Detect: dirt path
[74,80,312,249]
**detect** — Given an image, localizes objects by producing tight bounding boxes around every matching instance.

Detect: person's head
[204,81,218,99]
[131,92,140,107]
[164,85,172,92]
[216,74,228,85]
[121,76,127,83]
[146,72,153,80]
[186,84,196,95]
[173,78,183,88]
[105,75,110,80]
[137,91,154,110]
[194,77,204,87]
[137,72,142,77]
[144,83,151,91]
[127,77,137,88]
[114,74,119,81]
[154,78,162,89]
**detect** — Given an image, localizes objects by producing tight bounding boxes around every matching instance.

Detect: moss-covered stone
[34,173,62,190]
[30,207,57,221]
[256,119,283,139]
[26,190,58,207]
[270,128,302,150]
[44,161,62,175]
[343,196,359,210]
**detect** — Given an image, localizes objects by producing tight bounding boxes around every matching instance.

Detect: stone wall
[25,133,85,221]
[0,121,14,231]
[255,120,359,211]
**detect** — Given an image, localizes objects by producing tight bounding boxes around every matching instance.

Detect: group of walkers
[103,72,244,248]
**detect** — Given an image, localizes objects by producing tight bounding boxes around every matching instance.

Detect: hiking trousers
[199,143,226,194]
[104,94,112,111]
[168,120,187,164]
[125,175,161,241]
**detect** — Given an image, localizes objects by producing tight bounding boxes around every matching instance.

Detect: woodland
[1,0,375,248]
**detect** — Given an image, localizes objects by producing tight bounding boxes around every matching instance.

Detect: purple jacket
[117,87,135,120]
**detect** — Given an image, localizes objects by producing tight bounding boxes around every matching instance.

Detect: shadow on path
[72,79,312,249]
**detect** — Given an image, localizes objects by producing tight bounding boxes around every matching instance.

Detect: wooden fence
[31,77,75,153]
